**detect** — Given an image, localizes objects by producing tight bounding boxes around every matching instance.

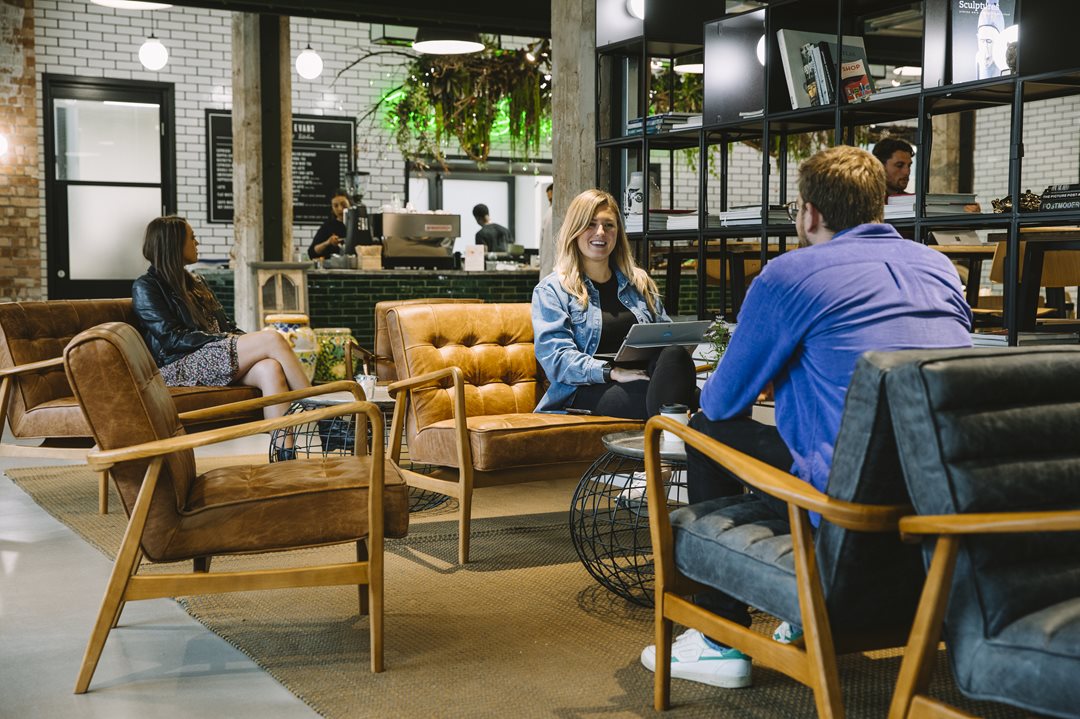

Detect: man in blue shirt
[641,145,973,690]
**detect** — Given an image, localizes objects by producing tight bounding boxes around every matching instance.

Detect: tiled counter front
[198,268,541,349]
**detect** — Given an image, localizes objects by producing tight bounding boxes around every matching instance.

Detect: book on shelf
[720,205,790,226]
[626,113,699,135]
[666,213,720,230]
[1044,183,1080,193]
[839,55,873,104]
[883,206,916,219]
[926,192,978,204]
[869,82,922,100]
[950,0,1017,85]
[1041,199,1080,212]
[887,194,917,205]
[971,330,1079,347]
[776,29,873,110]
[669,115,703,130]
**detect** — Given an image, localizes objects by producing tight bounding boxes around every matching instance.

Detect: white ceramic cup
[659,403,690,445]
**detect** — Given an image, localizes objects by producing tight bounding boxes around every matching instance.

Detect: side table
[569,430,688,606]
[268,385,448,512]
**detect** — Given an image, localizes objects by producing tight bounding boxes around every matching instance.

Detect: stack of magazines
[925,193,977,214]
[971,330,1079,347]
[667,212,721,230]
[720,205,791,226]
[624,213,669,233]
[626,113,699,136]
[884,194,915,219]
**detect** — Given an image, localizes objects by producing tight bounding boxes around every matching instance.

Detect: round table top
[293,385,393,409]
[601,430,688,462]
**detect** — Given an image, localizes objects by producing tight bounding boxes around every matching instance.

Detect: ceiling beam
[167,0,552,37]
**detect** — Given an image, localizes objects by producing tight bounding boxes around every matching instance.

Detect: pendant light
[295,18,323,80]
[412,27,484,55]
[138,12,168,71]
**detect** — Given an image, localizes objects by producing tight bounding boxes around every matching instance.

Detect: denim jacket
[531,269,669,412]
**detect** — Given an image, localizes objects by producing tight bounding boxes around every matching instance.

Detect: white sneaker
[772,621,804,645]
[641,629,752,688]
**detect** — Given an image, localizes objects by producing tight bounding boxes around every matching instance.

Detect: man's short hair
[798,145,886,231]
[871,138,915,166]
[472,204,489,222]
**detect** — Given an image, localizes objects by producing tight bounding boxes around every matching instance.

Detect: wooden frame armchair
[882,346,1080,719]
[64,322,409,693]
[643,352,925,717]
[384,302,641,563]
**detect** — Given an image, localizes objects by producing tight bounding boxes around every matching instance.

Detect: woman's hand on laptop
[611,367,649,383]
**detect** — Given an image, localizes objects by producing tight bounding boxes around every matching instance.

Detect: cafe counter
[197,267,541,350]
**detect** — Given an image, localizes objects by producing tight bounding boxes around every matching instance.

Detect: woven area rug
[8,462,1035,719]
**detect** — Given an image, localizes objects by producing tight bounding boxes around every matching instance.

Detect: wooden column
[231,13,292,331]
[0,0,42,301]
[546,0,596,275]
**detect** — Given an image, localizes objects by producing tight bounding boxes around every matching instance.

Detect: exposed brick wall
[0,0,42,301]
[31,3,548,296]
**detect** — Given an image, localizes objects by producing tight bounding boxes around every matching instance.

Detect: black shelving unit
[595,0,1080,343]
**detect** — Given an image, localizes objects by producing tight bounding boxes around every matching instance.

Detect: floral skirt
[159,337,240,387]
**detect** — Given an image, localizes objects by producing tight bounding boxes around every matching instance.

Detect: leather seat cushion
[409,413,642,471]
[153,455,410,561]
[948,596,1080,717]
[11,385,261,439]
[670,494,801,625]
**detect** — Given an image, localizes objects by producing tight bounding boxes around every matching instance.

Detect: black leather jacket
[131,266,242,367]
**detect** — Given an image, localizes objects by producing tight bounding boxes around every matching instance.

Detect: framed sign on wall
[206,110,355,224]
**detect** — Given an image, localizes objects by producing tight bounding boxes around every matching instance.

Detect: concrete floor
[0,433,317,718]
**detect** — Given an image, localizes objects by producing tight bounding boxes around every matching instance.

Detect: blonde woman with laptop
[531,188,697,418]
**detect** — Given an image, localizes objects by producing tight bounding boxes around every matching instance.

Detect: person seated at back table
[531,188,697,419]
[132,216,313,459]
[639,145,974,689]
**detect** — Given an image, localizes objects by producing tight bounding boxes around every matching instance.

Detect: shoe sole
[641,648,753,689]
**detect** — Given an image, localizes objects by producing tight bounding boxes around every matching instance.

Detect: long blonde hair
[553,188,660,315]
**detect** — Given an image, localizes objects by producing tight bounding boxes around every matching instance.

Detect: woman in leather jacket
[132,217,311,453]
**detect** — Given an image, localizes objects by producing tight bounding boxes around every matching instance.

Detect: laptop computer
[929,230,981,246]
[595,320,712,364]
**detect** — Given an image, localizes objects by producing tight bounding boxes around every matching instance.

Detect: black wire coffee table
[569,430,688,607]
[268,387,448,513]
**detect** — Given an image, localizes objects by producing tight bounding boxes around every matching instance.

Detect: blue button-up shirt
[531,268,669,412]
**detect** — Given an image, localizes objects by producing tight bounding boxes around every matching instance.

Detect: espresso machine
[375,212,460,269]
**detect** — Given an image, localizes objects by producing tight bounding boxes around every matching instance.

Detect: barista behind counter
[308,190,350,259]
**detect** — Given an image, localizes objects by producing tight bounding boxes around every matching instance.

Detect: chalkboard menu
[206,110,355,224]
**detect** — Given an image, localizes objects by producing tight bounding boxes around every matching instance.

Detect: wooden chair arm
[177,380,363,423]
[386,366,460,397]
[89,399,379,471]
[644,416,909,532]
[0,355,65,378]
[900,510,1080,539]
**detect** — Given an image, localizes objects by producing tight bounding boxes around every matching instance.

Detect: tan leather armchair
[355,298,484,382]
[0,299,260,513]
[63,322,409,693]
[385,302,641,564]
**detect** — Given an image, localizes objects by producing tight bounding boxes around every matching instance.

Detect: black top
[595,275,636,355]
[475,222,512,253]
[308,218,347,259]
[131,266,242,367]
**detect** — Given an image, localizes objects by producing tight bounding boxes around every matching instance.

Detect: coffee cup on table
[354,373,377,401]
[659,403,690,446]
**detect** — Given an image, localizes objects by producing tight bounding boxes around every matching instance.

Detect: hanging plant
[358,38,551,166]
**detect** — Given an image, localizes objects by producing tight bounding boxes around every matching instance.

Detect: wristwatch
[602,362,613,383]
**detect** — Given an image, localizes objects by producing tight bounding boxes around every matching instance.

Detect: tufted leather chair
[643,351,921,716]
[0,299,260,513]
[884,346,1080,719]
[367,298,484,382]
[63,322,409,693]
[385,302,642,563]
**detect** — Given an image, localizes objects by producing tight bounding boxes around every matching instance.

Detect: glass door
[43,75,175,298]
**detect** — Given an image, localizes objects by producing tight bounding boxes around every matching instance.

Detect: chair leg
[458,484,473,565]
[356,540,369,616]
[74,530,142,693]
[790,507,844,719]
[369,547,383,674]
[110,549,143,629]
[193,556,212,573]
[98,470,109,514]
[654,607,673,711]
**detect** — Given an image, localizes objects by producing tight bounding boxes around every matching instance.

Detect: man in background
[472,203,512,253]
[871,137,914,196]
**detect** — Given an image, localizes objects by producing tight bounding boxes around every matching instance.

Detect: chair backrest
[373,298,483,381]
[0,299,137,421]
[385,303,542,437]
[63,322,194,561]
[886,347,1080,644]
[814,351,926,633]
